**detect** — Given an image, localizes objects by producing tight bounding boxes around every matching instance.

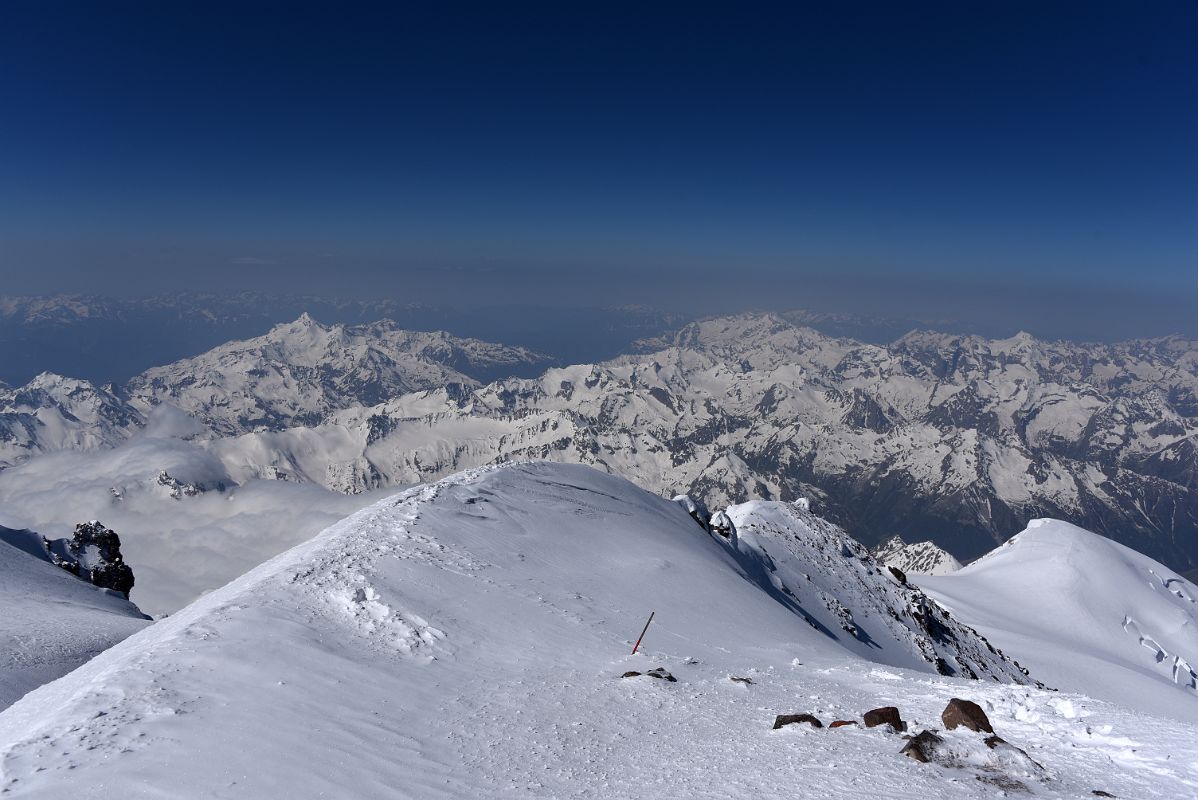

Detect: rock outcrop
[46,521,136,598]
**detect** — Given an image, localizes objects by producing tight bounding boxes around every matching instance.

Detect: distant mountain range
[2,310,1196,573]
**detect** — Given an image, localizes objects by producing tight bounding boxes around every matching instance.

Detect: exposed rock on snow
[941,698,993,733]
[863,706,905,731]
[773,713,823,729]
[44,520,137,598]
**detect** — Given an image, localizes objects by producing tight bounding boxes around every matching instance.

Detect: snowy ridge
[723,502,1026,681]
[873,535,963,576]
[1,463,1195,799]
[918,519,1198,722]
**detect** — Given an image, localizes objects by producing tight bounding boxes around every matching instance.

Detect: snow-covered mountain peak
[124,318,551,435]
[919,518,1198,721]
[872,535,963,576]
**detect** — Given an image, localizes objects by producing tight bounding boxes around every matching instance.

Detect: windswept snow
[919,519,1198,723]
[1,464,1195,798]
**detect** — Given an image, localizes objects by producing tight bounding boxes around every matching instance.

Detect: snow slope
[0,527,149,711]
[2,464,1194,799]
[919,519,1198,723]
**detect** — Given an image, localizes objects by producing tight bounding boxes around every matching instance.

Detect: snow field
[0,464,1195,798]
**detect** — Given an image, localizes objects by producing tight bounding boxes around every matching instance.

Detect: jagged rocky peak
[155,470,206,499]
[45,520,136,598]
[873,535,963,576]
[721,499,1031,682]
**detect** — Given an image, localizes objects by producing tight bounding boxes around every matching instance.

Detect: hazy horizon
[2,3,1195,340]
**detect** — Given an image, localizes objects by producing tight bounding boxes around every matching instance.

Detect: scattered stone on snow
[900,730,943,762]
[942,697,993,733]
[863,706,906,731]
[772,713,823,730]
[729,676,754,685]
[620,667,676,682]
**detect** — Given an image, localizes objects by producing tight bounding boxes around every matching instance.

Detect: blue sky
[0,1,1195,336]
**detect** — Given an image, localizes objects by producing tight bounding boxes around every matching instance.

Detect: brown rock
[899,730,944,762]
[773,713,824,730]
[829,720,857,728]
[942,697,993,733]
[621,671,642,678]
[863,706,906,731]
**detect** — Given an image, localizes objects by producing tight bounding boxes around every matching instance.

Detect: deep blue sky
[1,1,1195,337]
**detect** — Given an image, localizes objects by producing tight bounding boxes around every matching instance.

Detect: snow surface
[918,519,1198,724]
[0,527,149,711]
[2,464,1195,798]
[0,423,390,615]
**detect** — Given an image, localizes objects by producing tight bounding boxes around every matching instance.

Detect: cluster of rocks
[621,666,1116,797]
[620,667,676,682]
[773,705,905,732]
[45,520,136,598]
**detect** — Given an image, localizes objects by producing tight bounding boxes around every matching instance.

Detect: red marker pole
[631,611,655,655]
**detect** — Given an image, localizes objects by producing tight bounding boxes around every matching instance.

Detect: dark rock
[773,713,823,730]
[829,720,857,728]
[900,730,943,762]
[729,676,754,685]
[942,697,993,733]
[863,706,905,732]
[47,520,136,598]
[1091,792,1116,798]
[622,667,676,682]
[887,565,908,585]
